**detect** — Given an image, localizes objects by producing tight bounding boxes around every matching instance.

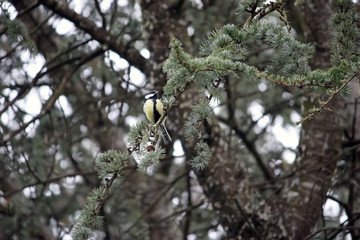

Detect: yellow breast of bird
[143,99,163,124]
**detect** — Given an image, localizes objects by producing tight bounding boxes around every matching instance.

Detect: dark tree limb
[36,0,147,73]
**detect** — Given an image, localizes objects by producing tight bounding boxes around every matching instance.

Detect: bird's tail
[159,123,172,145]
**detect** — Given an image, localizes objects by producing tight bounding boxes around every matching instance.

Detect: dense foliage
[0,0,359,239]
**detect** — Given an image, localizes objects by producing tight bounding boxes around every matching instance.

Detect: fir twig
[72,114,161,239]
[94,173,117,217]
[255,70,334,88]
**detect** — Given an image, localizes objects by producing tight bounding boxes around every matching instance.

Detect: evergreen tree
[0,0,359,239]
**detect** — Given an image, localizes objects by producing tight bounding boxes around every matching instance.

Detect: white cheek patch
[145,92,156,99]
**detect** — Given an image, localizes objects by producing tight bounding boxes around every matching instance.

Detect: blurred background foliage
[0,0,359,239]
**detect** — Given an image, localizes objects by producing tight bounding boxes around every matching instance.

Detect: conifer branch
[73,115,167,238]
[165,14,359,126]
[72,117,160,239]
[72,150,129,239]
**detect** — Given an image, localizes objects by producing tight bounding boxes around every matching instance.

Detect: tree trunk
[138,1,192,239]
[281,1,345,239]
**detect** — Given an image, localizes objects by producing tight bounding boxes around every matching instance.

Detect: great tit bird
[143,92,172,144]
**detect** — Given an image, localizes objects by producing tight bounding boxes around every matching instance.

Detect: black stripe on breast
[153,98,161,123]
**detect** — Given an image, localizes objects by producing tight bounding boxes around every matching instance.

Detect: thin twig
[0,39,92,117]
[94,0,107,30]
[235,199,262,240]
[304,226,360,240]
[156,199,205,225]
[297,70,360,125]
[124,172,188,233]
[0,171,96,198]
[244,0,287,27]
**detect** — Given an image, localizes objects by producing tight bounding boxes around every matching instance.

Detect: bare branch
[0,48,105,146]
[37,0,147,73]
